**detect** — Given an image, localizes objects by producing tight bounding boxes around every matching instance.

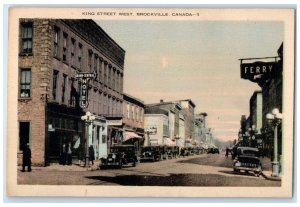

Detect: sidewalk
[260,156,281,181]
[20,160,102,172]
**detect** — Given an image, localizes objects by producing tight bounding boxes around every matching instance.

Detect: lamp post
[248,125,257,148]
[81,111,96,169]
[266,108,283,177]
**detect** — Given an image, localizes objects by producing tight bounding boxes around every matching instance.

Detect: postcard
[6,7,295,197]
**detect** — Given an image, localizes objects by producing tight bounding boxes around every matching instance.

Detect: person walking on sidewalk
[67,142,72,165]
[89,145,95,165]
[22,143,31,172]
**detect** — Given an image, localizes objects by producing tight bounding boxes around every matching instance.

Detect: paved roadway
[18,152,281,186]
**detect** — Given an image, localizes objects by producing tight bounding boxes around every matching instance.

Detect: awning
[164,138,176,146]
[123,131,142,142]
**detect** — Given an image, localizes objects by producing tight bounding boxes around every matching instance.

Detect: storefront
[46,103,84,164]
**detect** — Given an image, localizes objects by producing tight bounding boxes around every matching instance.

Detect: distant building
[144,107,169,146]
[146,100,182,146]
[122,93,145,151]
[176,99,196,144]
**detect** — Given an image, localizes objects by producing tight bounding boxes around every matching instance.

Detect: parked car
[100,145,139,169]
[207,147,220,154]
[233,147,262,177]
[140,146,161,162]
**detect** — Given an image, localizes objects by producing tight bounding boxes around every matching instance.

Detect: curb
[261,171,282,181]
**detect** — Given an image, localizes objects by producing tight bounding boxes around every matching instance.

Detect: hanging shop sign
[240,61,278,82]
[75,72,96,109]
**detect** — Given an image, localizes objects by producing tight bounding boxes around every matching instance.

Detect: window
[62,74,67,103]
[21,23,33,53]
[69,79,76,107]
[88,50,93,71]
[99,58,103,82]
[104,62,107,85]
[78,43,82,69]
[112,70,115,90]
[54,27,60,57]
[52,70,59,100]
[102,135,106,144]
[71,38,76,66]
[127,104,130,119]
[19,122,30,150]
[20,68,31,98]
[94,56,98,78]
[63,33,68,62]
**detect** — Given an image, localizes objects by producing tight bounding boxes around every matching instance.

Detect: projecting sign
[106,119,123,126]
[75,72,96,109]
[240,61,278,82]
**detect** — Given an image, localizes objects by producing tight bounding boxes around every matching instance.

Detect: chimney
[160,99,164,103]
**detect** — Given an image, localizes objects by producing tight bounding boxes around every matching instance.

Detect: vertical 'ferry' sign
[75,72,96,109]
[240,61,278,82]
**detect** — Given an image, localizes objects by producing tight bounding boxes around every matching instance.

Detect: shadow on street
[85,173,281,186]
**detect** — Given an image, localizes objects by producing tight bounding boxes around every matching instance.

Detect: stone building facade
[18,19,125,165]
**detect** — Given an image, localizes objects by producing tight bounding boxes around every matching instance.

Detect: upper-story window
[94,55,98,78]
[62,74,67,103]
[127,103,130,119]
[21,22,33,54]
[71,38,76,67]
[63,33,68,62]
[78,43,82,70]
[52,70,59,100]
[53,27,60,57]
[88,49,93,71]
[20,68,31,98]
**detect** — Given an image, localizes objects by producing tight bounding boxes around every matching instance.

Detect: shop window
[21,22,33,53]
[102,135,106,144]
[20,68,31,98]
[19,122,30,150]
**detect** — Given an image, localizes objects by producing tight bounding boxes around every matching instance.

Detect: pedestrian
[67,142,72,165]
[60,143,67,165]
[225,147,229,158]
[180,148,185,158]
[22,143,31,172]
[89,145,95,165]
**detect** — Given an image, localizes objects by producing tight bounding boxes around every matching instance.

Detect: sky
[96,20,283,142]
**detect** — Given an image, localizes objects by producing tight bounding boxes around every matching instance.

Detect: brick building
[18,19,125,166]
[121,93,145,151]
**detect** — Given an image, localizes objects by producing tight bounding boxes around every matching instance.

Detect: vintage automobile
[100,145,139,169]
[233,147,262,177]
[140,146,161,162]
[207,147,220,154]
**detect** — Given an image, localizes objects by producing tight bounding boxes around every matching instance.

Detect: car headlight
[112,154,116,159]
[235,162,241,167]
[149,152,151,155]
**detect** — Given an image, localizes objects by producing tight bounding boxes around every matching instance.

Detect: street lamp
[248,125,257,147]
[266,108,283,177]
[81,111,96,169]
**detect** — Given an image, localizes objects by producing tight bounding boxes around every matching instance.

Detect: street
[18,152,281,186]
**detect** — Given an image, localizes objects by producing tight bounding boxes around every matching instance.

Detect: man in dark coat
[88,145,95,165]
[22,143,31,172]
